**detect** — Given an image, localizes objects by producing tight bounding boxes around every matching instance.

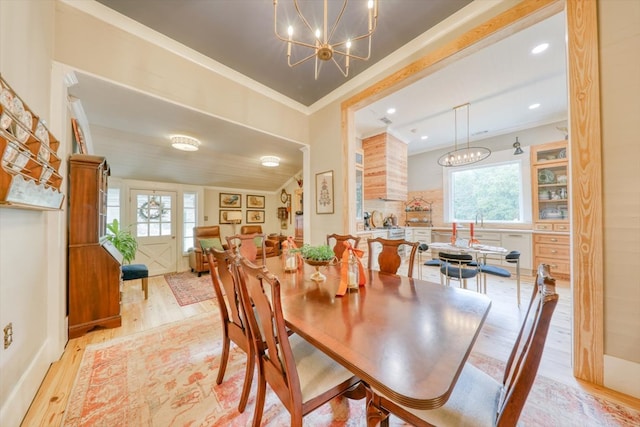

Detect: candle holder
[283,249,299,272]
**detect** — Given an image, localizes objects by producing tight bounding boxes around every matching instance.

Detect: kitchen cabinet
[531,141,570,279]
[501,232,532,271]
[68,154,122,338]
[531,140,569,231]
[534,233,570,279]
[362,132,407,201]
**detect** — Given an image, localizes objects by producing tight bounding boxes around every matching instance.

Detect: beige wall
[0,1,67,426]
[54,1,309,147]
[599,0,640,397]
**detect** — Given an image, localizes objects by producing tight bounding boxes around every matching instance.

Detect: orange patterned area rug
[164,271,215,306]
[62,313,640,426]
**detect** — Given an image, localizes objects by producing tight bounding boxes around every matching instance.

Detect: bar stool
[417,243,429,279]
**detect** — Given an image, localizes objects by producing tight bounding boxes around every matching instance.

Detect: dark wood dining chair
[365,263,560,427]
[205,248,254,413]
[438,251,479,290]
[326,233,362,259]
[225,233,267,265]
[232,255,363,427]
[367,237,419,278]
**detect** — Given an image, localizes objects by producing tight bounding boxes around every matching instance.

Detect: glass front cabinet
[531,140,569,232]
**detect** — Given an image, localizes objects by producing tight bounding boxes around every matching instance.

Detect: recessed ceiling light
[531,43,549,54]
[386,107,396,115]
[529,103,541,110]
[421,135,428,140]
[171,135,200,151]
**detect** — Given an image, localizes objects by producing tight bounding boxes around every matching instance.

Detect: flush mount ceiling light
[261,156,280,167]
[170,135,200,151]
[273,0,379,79]
[438,103,491,167]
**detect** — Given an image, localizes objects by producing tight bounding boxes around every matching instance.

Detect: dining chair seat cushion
[440,264,478,279]
[380,362,501,426]
[200,237,224,251]
[478,264,511,278]
[424,259,442,267]
[289,333,356,403]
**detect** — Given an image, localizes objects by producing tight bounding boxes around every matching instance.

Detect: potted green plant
[292,244,336,281]
[104,219,138,264]
[294,244,335,262]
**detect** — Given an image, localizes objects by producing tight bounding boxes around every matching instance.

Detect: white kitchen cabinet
[412,228,432,245]
[501,232,532,271]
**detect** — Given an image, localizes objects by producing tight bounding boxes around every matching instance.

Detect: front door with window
[131,190,177,276]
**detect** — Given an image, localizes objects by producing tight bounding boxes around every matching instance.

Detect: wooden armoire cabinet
[68,154,122,338]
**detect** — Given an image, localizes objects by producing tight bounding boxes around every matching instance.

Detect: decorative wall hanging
[219,192,241,208]
[219,209,241,224]
[315,170,334,214]
[246,210,265,224]
[247,194,265,209]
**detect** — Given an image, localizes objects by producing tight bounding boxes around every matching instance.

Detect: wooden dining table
[264,256,492,412]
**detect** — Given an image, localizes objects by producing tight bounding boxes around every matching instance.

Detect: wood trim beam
[566,0,604,384]
[342,0,605,385]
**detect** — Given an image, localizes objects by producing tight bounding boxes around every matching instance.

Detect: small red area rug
[164,271,215,306]
[62,312,640,426]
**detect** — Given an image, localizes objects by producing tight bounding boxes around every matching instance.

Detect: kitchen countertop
[430,227,534,233]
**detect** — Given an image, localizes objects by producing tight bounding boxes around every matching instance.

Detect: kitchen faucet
[475,211,484,227]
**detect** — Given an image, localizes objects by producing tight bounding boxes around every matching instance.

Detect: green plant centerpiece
[104,219,138,264]
[293,244,336,282]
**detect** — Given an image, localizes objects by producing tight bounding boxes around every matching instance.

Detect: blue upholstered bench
[122,264,149,299]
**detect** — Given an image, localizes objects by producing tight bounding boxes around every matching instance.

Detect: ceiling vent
[379,117,392,126]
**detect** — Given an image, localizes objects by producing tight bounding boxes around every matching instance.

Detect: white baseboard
[0,340,51,427]
[604,355,640,399]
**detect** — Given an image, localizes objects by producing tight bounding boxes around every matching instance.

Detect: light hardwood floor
[21,265,640,425]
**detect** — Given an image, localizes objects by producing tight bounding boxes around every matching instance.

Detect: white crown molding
[61,0,311,114]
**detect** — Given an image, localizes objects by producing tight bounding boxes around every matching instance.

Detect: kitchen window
[443,148,532,224]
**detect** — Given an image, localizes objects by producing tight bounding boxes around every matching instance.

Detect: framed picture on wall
[220,193,241,208]
[246,210,265,224]
[219,210,241,224]
[315,170,334,214]
[246,194,265,209]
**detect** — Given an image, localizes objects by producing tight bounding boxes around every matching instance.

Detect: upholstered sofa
[239,225,280,258]
[188,226,225,276]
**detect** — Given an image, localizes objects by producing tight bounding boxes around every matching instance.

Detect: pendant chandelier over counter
[273,0,379,79]
[438,103,491,167]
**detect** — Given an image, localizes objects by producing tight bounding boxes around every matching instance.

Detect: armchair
[239,225,279,257]
[188,226,225,276]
